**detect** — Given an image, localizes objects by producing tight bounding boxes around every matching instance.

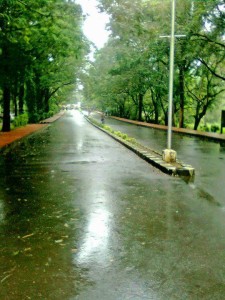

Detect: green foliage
[0,0,89,130]
[28,113,41,124]
[102,125,113,133]
[81,0,225,132]
[12,113,29,128]
[109,129,137,143]
[199,124,210,132]
[211,124,220,133]
[114,131,128,140]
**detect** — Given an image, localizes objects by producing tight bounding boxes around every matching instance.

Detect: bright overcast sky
[76,0,110,49]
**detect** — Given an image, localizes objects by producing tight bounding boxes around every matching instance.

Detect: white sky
[76,0,110,49]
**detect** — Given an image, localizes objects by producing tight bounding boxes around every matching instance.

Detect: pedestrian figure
[101,113,105,124]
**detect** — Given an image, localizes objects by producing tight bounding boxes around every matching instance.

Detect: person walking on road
[101,112,105,124]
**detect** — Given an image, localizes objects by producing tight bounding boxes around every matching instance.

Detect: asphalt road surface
[95,113,225,208]
[0,110,224,299]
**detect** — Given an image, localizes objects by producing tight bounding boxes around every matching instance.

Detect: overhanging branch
[49,81,74,99]
[197,58,225,81]
[191,33,225,49]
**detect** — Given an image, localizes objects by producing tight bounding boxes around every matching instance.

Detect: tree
[80,0,225,131]
[0,0,88,131]
[186,62,225,130]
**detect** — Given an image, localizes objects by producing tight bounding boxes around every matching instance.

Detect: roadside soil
[0,111,64,149]
[0,124,47,149]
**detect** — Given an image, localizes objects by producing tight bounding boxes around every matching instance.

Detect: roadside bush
[42,109,59,120]
[184,123,193,129]
[199,124,210,132]
[12,113,29,128]
[211,124,220,132]
[42,111,53,120]
[28,113,41,123]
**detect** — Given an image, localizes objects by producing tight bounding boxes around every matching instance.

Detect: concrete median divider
[86,116,195,179]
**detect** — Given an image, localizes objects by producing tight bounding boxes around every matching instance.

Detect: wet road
[0,111,225,299]
[96,114,225,207]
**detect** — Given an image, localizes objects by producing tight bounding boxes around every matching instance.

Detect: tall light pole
[161,0,185,163]
[160,0,185,149]
[167,0,176,149]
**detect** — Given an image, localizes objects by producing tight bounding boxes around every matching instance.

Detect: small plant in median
[88,117,137,144]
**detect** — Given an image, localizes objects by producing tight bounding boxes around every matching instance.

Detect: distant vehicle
[65,104,80,110]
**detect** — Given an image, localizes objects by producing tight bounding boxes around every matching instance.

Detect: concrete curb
[111,116,225,142]
[86,117,195,179]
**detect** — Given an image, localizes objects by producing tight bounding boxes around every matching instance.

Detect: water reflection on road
[76,206,111,265]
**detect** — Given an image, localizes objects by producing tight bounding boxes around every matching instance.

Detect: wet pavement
[94,114,225,208]
[0,111,225,299]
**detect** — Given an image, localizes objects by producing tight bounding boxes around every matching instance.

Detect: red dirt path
[0,124,47,149]
[0,111,65,149]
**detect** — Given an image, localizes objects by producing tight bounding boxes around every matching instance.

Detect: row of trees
[81,0,225,130]
[0,0,89,131]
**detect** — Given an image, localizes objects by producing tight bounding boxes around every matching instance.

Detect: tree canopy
[0,0,89,131]
[81,0,225,131]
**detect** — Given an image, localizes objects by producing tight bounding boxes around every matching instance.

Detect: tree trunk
[179,65,185,128]
[138,94,143,121]
[2,86,11,132]
[19,84,24,114]
[150,88,159,124]
[1,41,11,131]
[194,103,208,130]
[44,88,50,113]
[153,94,159,124]
[13,84,18,117]
[155,108,159,124]
[14,94,18,117]
[2,44,10,132]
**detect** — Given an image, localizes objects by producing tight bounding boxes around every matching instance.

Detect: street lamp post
[167,0,176,150]
[161,0,177,163]
[161,0,185,163]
